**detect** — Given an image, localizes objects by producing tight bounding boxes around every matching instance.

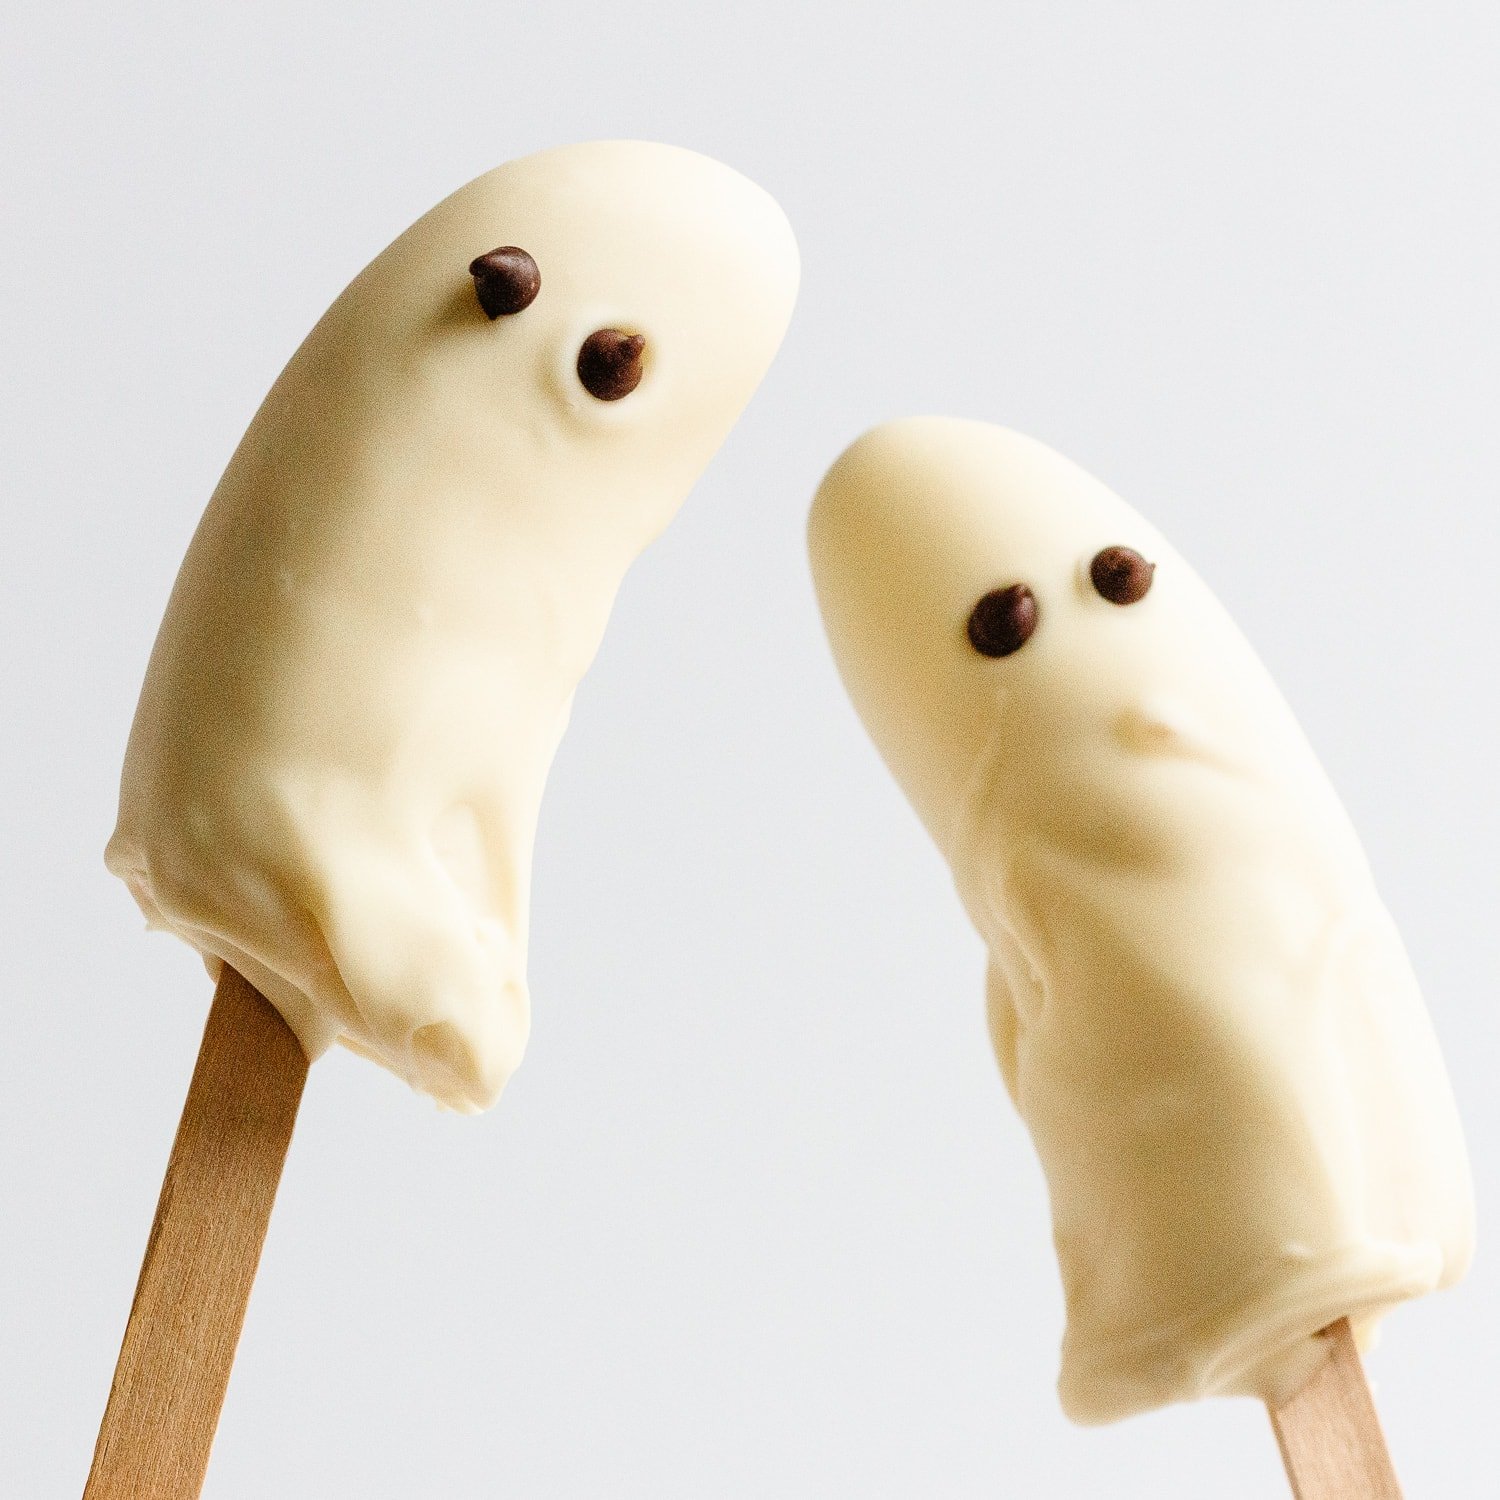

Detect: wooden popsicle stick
[84,965,309,1500]
[1267,1318,1403,1500]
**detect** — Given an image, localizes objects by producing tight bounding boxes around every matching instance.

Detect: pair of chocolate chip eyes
[966,546,1155,658]
[467,246,646,402]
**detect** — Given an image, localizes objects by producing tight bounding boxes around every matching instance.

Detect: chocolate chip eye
[1090,546,1155,605]
[577,329,646,400]
[967,584,1038,658]
[468,247,540,318]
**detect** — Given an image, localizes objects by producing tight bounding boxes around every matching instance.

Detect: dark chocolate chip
[967,584,1039,658]
[1089,546,1155,605]
[577,329,646,400]
[468,247,541,318]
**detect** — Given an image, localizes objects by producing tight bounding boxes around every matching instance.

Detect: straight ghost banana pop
[808,418,1471,1489]
[89,142,797,1500]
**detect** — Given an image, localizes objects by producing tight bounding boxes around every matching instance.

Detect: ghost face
[319,140,801,580]
[809,418,1317,867]
[957,536,1258,876]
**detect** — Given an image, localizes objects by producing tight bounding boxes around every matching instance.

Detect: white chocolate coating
[108,142,798,1112]
[808,417,1473,1423]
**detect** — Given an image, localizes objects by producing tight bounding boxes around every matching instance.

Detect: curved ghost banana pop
[808,418,1472,1434]
[88,144,796,1500]
[108,140,799,1113]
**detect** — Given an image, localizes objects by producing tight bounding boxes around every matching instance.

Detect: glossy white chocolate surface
[809,417,1473,1422]
[107,142,798,1111]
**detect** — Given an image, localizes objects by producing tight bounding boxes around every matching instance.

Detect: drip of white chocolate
[809,417,1473,1423]
[108,142,799,1112]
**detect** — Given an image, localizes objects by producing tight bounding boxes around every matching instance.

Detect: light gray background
[3,3,1497,1496]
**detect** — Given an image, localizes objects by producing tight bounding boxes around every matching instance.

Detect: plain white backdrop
[3,3,1497,1496]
